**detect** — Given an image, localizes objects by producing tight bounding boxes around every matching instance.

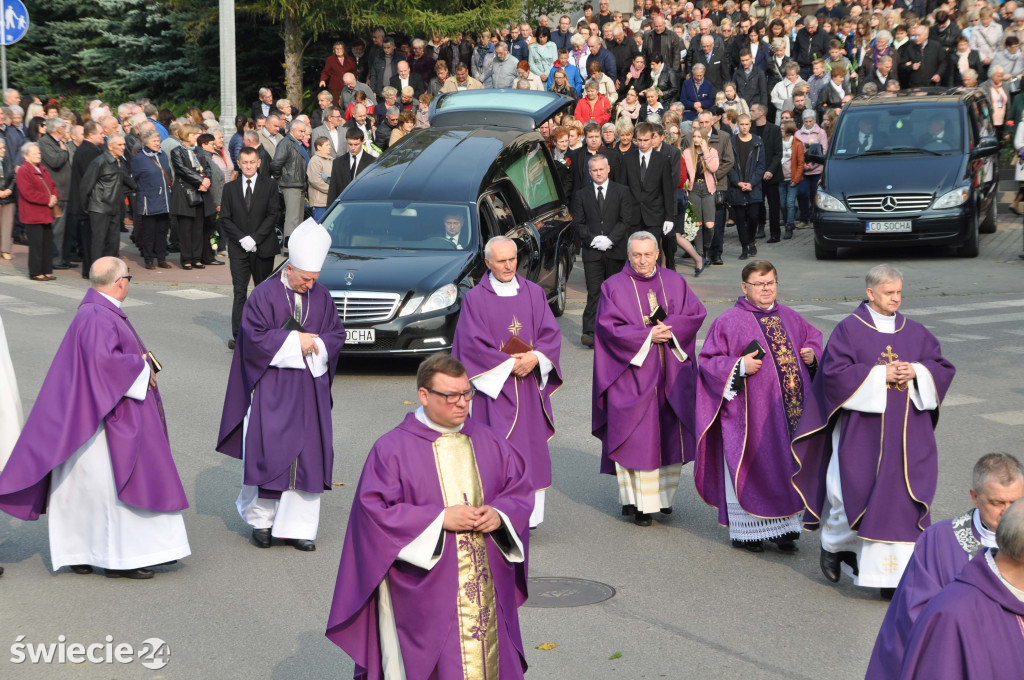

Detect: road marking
[905,299,1024,316]
[995,346,1024,354]
[0,275,148,307]
[943,312,1024,326]
[980,411,1024,426]
[0,302,61,316]
[942,394,986,407]
[787,304,832,313]
[159,289,227,300]
[816,314,852,322]
[939,333,992,343]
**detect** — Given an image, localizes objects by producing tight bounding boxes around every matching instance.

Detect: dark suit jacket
[860,71,899,93]
[906,40,947,87]
[695,48,730,90]
[388,72,426,100]
[649,67,680,103]
[219,174,281,258]
[326,152,374,205]
[572,181,634,261]
[815,81,850,119]
[251,100,276,122]
[654,142,682,188]
[753,121,783,183]
[616,150,675,227]
[68,140,103,216]
[733,66,769,107]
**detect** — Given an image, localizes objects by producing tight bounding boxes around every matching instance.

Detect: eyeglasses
[118,274,133,283]
[743,280,777,290]
[426,387,477,404]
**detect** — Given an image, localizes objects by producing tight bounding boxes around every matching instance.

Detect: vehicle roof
[341,126,532,204]
[846,87,982,109]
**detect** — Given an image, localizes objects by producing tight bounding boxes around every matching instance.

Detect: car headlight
[816,190,847,213]
[932,187,969,209]
[400,284,458,317]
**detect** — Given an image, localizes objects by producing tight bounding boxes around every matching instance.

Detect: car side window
[502,144,561,213]
[966,103,980,148]
[974,98,995,138]
[484,193,516,234]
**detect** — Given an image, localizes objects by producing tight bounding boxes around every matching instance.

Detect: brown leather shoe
[157,261,172,269]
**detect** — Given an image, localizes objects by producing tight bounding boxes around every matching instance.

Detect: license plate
[345,328,376,344]
[865,220,912,233]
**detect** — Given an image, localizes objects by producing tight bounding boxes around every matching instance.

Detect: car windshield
[321,201,476,251]
[831,104,964,158]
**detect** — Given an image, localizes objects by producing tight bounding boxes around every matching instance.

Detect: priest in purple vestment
[695,261,822,553]
[452,236,562,529]
[867,453,1024,679]
[0,257,190,579]
[217,218,346,552]
[326,353,532,680]
[899,498,1024,680]
[593,231,707,527]
[0,312,19,577]
[792,264,956,596]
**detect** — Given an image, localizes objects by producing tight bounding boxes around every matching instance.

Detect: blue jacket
[548,62,584,95]
[587,48,618,80]
[509,37,530,64]
[130,150,172,216]
[679,78,715,120]
[550,29,574,52]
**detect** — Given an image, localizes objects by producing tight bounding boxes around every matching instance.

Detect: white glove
[590,235,613,251]
[663,221,674,235]
[239,235,257,252]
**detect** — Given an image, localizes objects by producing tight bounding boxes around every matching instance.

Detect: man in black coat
[569,122,607,192]
[695,35,731,90]
[369,38,400,97]
[732,50,769,108]
[751,103,784,241]
[643,15,684,73]
[615,121,675,257]
[651,123,682,268]
[388,60,426,101]
[219,147,281,347]
[793,18,831,79]
[903,25,946,87]
[571,154,633,348]
[68,121,104,278]
[326,128,374,205]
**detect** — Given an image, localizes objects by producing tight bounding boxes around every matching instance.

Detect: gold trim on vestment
[432,434,499,679]
[902,389,931,532]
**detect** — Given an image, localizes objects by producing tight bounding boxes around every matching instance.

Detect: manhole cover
[523,577,615,608]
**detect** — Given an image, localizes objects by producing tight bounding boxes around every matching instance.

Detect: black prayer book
[282,317,307,333]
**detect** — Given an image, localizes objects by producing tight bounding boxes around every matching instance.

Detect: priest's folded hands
[651,321,674,343]
[299,332,320,356]
[443,504,502,533]
[510,351,539,377]
[885,360,916,386]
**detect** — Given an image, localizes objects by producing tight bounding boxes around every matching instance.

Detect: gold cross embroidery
[507,316,523,337]
[882,555,900,574]
[880,345,899,363]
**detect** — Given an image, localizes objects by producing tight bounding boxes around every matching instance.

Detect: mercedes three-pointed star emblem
[345,271,355,286]
[881,196,898,212]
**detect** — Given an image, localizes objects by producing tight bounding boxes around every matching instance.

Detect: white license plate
[345,328,376,344]
[865,220,912,233]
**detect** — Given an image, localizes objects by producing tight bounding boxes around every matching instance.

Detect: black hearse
[317,90,576,357]
[810,89,999,259]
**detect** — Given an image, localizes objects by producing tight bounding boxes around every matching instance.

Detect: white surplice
[820,306,938,588]
[47,313,190,571]
[0,313,23,472]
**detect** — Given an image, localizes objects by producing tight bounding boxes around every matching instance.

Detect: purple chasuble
[0,289,188,520]
[452,274,562,491]
[868,511,986,679]
[216,275,345,495]
[695,297,822,525]
[325,413,533,680]
[791,302,955,543]
[593,265,706,473]
[899,551,1024,680]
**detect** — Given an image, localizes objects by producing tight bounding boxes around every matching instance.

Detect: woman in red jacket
[319,42,357,106]
[15,142,58,281]
[573,82,612,126]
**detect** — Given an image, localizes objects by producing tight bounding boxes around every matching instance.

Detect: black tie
[244,179,253,209]
[597,185,605,211]
[350,154,357,175]
[640,155,647,182]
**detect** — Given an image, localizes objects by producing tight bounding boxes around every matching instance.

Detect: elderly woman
[15,142,58,281]
[574,81,612,125]
[569,33,589,75]
[601,122,617,147]
[585,61,618,105]
[130,130,173,269]
[307,136,333,223]
[197,133,227,266]
[389,111,417,146]
[0,140,13,260]
[169,123,211,271]
[319,42,357,106]
[515,60,544,90]
[984,66,1011,144]
[794,109,828,227]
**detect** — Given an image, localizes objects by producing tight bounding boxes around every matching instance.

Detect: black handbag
[714,190,726,208]
[181,182,203,207]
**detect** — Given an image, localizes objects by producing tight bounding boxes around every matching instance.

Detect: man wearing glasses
[310,106,344,159]
[694,260,822,553]
[327,352,532,680]
[0,257,190,579]
[452,236,562,528]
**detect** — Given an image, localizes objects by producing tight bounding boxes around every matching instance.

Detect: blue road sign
[0,0,29,46]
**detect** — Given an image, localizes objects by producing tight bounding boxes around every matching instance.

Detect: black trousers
[711,204,727,258]
[139,214,169,263]
[78,213,92,278]
[732,202,759,250]
[582,255,625,336]
[88,212,120,266]
[229,245,275,338]
[759,182,781,239]
[201,212,218,263]
[26,223,53,278]
[176,205,204,265]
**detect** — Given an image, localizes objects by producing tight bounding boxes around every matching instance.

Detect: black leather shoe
[820,548,842,583]
[227,339,236,350]
[634,512,653,526]
[770,532,800,553]
[660,507,672,514]
[105,568,154,579]
[783,227,794,240]
[738,248,750,260]
[755,228,766,239]
[286,538,316,551]
[70,564,93,575]
[880,588,896,601]
[192,262,205,269]
[52,262,71,270]
[711,257,724,265]
[581,334,594,348]
[203,260,225,265]
[732,539,764,552]
[748,244,757,256]
[621,504,636,516]
[766,237,781,244]
[252,528,271,548]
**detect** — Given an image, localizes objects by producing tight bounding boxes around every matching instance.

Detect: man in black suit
[569,122,606,191]
[220,147,281,348]
[751,103,784,241]
[369,37,400,97]
[571,154,633,348]
[904,25,946,88]
[326,128,374,205]
[616,121,675,257]
[860,55,899,93]
[389,60,426,101]
[695,35,730,90]
[252,87,276,122]
[67,121,105,278]
[242,130,273,178]
[651,123,682,269]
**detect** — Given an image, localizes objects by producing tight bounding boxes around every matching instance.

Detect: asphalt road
[0,215,1021,680]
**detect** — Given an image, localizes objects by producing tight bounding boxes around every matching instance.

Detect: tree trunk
[282,9,303,111]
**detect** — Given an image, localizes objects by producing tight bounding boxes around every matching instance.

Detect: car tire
[957,212,980,258]
[980,194,998,234]
[814,240,838,261]
[549,254,568,317]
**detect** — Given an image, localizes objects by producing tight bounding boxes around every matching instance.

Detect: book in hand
[500,335,533,356]
[741,339,766,360]
[146,351,162,374]
[282,317,308,333]
[647,305,667,326]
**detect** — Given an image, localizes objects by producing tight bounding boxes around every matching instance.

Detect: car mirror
[970,137,999,159]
